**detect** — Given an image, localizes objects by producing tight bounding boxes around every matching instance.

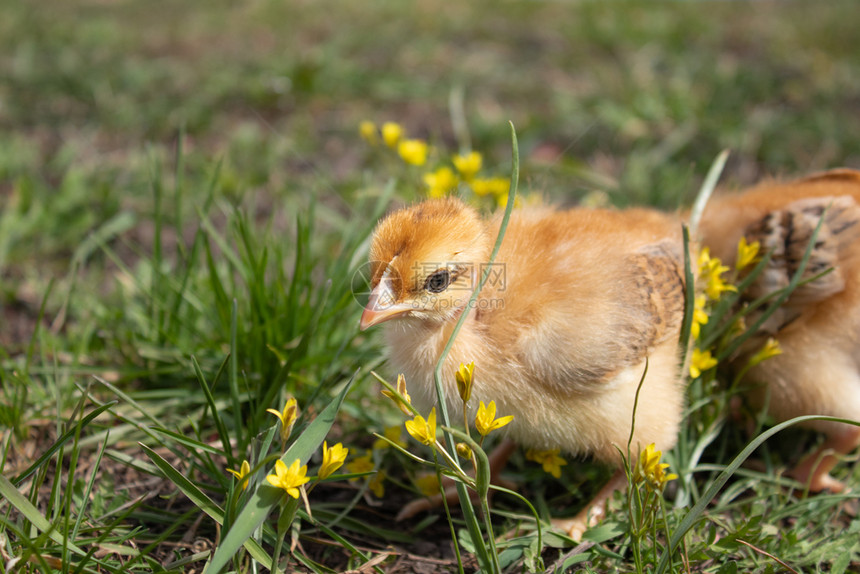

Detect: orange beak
[359,280,410,330]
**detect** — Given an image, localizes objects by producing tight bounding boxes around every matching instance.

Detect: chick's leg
[789,425,860,493]
[396,439,517,522]
[551,468,627,541]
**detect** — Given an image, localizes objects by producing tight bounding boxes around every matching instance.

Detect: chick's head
[361,198,491,329]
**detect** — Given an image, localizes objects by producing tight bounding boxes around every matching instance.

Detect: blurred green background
[4,0,859,319]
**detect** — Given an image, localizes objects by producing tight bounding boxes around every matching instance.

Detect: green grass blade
[149,427,225,455]
[202,232,232,328]
[139,442,272,568]
[688,149,729,237]
[229,299,244,448]
[138,443,224,524]
[12,401,116,485]
[92,377,167,429]
[24,278,54,375]
[678,225,695,368]
[0,518,61,572]
[191,354,234,463]
[309,508,415,543]
[0,473,89,558]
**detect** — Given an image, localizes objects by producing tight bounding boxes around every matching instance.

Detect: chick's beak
[360,280,410,330]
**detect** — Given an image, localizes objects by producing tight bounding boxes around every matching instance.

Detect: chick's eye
[425,269,452,293]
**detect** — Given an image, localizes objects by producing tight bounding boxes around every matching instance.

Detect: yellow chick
[360,197,687,536]
[699,168,860,492]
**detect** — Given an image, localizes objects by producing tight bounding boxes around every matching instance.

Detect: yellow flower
[381,373,413,416]
[346,452,374,481]
[414,473,440,497]
[266,398,298,443]
[453,151,483,181]
[318,441,349,480]
[698,248,737,300]
[227,459,251,491]
[381,122,403,148]
[748,337,782,368]
[691,294,709,340]
[689,347,718,378]
[696,247,713,272]
[398,139,429,166]
[359,120,378,145]
[368,470,386,497]
[736,236,761,271]
[266,459,309,499]
[471,177,509,197]
[456,442,473,461]
[636,443,678,490]
[405,408,437,446]
[455,361,475,403]
[475,400,513,437]
[345,451,384,495]
[639,443,662,476]
[373,425,407,450]
[526,448,568,479]
[423,166,459,198]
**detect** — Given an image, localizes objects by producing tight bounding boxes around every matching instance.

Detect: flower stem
[434,449,465,574]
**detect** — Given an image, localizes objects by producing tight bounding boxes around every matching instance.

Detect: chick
[360,197,687,536]
[698,169,860,492]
